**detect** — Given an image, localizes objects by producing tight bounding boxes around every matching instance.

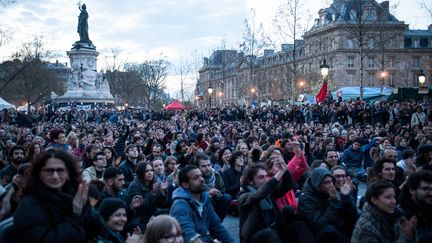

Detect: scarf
[204,172,216,188]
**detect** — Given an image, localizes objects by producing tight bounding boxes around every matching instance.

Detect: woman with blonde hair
[144,215,183,243]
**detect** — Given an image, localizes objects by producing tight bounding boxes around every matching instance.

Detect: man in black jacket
[118,144,139,187]
[399,170,432,241]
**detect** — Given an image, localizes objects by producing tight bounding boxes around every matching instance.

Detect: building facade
[196,0,432,106]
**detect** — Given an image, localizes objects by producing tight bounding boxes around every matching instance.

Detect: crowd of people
[0,97,431,243]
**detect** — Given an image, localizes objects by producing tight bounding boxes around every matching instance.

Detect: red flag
[315,80,328,103]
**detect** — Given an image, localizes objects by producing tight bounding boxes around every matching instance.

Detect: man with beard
[194,153,231,221]
[399,170,432,241]
[102,166,127,201]
[119,144,139,187]
[170,166,234,243]
[0,145,25,185]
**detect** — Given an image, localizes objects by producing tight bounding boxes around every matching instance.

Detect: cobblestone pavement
[221,181,367,243]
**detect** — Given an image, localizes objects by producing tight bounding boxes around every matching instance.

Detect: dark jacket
[170,187,234,243]
[119,159,136,187]
[238,171,293,243]
[0,164,17,185]
[222,167,242,198]
[298,167,358,234]
[13,185,103,243]
[399,189,432,240]
[126,177,168,226]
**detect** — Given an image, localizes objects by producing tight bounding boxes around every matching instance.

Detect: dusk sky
[0,0,430,97]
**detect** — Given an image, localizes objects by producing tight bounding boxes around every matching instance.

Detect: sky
[0,0,430,97]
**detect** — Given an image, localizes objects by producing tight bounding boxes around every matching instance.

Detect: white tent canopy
[331,87,393,100]
[0,97,15,110]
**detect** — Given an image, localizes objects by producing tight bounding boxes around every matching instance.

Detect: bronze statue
[77,4,91,43]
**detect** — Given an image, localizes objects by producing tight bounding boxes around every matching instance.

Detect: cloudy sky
[0,0,430,97]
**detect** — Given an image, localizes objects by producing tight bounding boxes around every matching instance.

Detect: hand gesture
[130,195,143,209]
[401,216,417,239]
[126,226,144,243]
[340,177,352,196]
[160,180,169,191]
[73,181,89,216]
[328,183,340,201]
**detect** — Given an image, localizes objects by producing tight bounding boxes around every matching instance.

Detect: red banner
[315,80,328,103]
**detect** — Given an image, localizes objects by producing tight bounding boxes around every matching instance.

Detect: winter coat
[298,168,358,234]
[238,171,293,243]
[13,184,103,243]
[222,167,242,198]
[170,187,234,243]
[351,203,410,243]
[118,159,136,187]
[126,177,168,226]
[399,189,432,240]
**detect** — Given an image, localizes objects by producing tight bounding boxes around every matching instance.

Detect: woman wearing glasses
[143,215,183,243]
[13,149,103,242]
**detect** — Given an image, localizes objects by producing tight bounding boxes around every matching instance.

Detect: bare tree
[241,8,268,101]
[100,47,123,72]
[105,69,144,105]
[126,56,169,108]
[420,0,432,20]
[272,0,311,100]
[0,36,63,112]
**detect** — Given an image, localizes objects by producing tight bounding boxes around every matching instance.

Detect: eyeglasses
[41,167,67,176]
[418,187,432,193]
[334,174,347,179]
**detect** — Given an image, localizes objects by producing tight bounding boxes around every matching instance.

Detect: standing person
[170,166,234,243]
[351,181,417,243]
[13,149,103,242]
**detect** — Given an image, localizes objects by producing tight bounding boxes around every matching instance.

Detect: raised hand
[340,176,352,196]
[73,181,89,216]
[328,183,340,201]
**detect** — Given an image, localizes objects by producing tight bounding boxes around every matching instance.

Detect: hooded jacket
[170,187,234,243]
[298,167,357,234]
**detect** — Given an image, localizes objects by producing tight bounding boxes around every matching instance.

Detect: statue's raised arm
[77,4,91,43]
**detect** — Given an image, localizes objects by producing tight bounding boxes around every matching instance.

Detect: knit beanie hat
[98,198,126,221]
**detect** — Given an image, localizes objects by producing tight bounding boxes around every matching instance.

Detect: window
[412,57,420,68]
[368,73,374,86]
[367,38,375,49]
[348,73,354,86]
[413,39,419,48]
[347,38,354,49]
[389,73,395,86]
[348,57,354,68]
[368,57,375,68]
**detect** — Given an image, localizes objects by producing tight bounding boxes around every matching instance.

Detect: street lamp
[419,69,426,86]
[207,86,213,108]
[320,59,329,79]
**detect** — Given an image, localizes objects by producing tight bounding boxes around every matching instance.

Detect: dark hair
[250,148,262,163]
[228,151,244,167]
[331,165,348,175]
[92,151,106,162]
[405,171,432,191]
[178,165,198,185]
[102,146,117,160]
[103,166,123,181]
[366,180,395,205]
[324,149,338,159]
[217,147,232,163]
[175,140,190,154]
[26,142,43,161]
[135,161,154,184]
[22,149,81,195]
[371,157,396,179]
[10,145,25,157]
[124,144,138,155]
[241,164,267,186]
[402,149,415,160]
[85,144,99,154]
[49,128,64,140]
[193,152,210,167]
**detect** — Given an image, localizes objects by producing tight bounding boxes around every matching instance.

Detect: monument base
[53,46,115,104]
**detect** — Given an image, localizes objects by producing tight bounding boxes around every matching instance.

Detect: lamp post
[380,70,387,93]
[320,59,329,79]
[207,86,213,108]
[250,87,256,105]
[418,69,428,96]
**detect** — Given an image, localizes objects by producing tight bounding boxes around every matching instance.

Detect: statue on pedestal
[78,4,90,43]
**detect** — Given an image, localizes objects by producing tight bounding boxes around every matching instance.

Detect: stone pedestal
[53,43,114,104]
